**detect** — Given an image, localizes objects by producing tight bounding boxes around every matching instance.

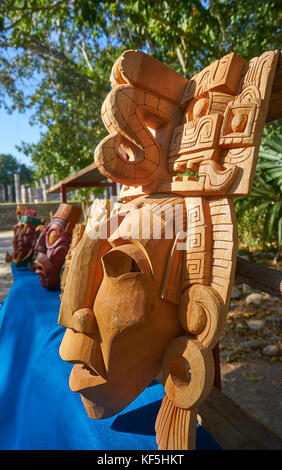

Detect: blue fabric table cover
[0,267,221,450]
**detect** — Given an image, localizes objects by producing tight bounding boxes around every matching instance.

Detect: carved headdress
[95,49,278,200]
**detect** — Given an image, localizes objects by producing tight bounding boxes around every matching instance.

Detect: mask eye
[103,251,140,278]
[130,260,141,273]
[48,229,59,245]
[102,245,152,279]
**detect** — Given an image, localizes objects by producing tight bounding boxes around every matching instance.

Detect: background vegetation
[0,0,281,251]
[0,153,34,200]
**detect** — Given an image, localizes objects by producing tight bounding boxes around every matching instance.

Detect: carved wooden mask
[6,208,43,267]
[59,196,187,417]
[34,203,81,290]
[58,50,278,449]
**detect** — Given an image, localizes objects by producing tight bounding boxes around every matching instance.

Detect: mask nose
[59,323,107,380]
[71,308,99,337]
[58,307,100,339]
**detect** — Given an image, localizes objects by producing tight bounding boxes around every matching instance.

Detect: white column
[21,184,27,203]
[42,183,48,202]
[14,173,21,203]
[0,184,5,202]
[7,185,13,202]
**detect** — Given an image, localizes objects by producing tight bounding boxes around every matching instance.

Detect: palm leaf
[236,123,282,251]
[267,201,282,239]
[278,216,282,248]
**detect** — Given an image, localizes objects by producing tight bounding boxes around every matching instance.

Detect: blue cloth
[0,267,221,450]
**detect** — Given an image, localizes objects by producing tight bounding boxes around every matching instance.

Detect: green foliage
[0,1,125,183]
[110,0,282,74]
[18,162,34,185]
[236,122,282,252]
[0,0,281,208]
[0,154,18,186]
[0,153,34,186]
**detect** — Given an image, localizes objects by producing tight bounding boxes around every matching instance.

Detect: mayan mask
[6,208,43,267]
[58,49,278,449]
[34,203,81,291]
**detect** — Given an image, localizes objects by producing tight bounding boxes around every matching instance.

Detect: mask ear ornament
[156,284,224,450]
[179,284,226,349]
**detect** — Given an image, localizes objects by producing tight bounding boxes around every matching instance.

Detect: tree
[18,162,34,185]
[0,153,18,186]
[236,122,282,252]
[0,153,34,201]
[0,1,280,185]
[1,2,113,180]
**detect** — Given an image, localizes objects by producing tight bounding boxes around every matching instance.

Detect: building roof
[46,162,107,195]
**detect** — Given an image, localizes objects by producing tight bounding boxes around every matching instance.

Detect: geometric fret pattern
[183,197,212,287]
[209,198,237,305]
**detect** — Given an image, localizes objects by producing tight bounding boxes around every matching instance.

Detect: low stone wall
[0,202,82,231]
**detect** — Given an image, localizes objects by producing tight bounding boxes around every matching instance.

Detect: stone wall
[0,202,82,232]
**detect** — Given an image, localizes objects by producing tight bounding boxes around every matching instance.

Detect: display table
[0,267,220,450]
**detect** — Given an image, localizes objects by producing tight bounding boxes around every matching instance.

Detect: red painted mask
[7,208,42,267]
[34,203,81,290]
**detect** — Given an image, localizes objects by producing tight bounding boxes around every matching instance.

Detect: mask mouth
[69,363,107,393]
[69,362,134,421]
[34,251,53,272]
[34,260,47,287]
[168,155,201,181]
[34,259,44,275]
[69,365,108,419]
[80,362,99,376]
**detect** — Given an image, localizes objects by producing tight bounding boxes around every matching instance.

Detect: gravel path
[0,231,14,304]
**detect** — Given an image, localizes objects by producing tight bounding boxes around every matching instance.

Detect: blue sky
[0,106,42,167]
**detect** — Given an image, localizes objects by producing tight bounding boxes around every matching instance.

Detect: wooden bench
[198,386,282,450]
[201,254,282,449]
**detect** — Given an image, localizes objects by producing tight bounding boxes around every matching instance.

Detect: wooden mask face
[58,197,185,419]
[9,210,42,267]
[34,203,82,290]
[34,217,72,290]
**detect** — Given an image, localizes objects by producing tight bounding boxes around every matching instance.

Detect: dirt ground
[220,289,282,439]
[0,230,281,443]
[0,231,14,303]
